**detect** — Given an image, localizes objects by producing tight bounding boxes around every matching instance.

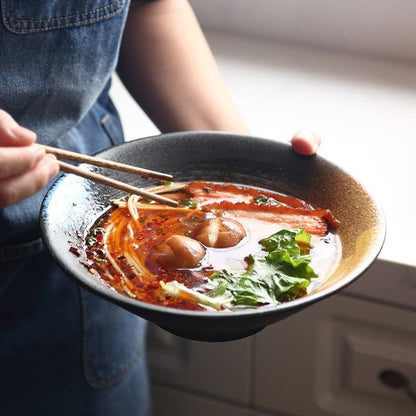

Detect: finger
[0,109,37,146]
[0,145,46,179]
[290,128,321,156]
[0,154,59,208]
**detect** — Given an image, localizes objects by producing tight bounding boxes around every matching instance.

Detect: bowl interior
[40,132,385,341]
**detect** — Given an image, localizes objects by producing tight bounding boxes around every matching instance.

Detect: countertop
[111,31,416,269]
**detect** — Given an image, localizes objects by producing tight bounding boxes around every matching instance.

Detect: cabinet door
[254,294,416,416]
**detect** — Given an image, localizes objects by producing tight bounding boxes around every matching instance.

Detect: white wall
[190,0,416,63]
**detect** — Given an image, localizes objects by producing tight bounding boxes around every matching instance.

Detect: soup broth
[81,181,341,311]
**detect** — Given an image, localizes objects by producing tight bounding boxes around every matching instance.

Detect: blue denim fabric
[0,0,128,143]
[0,251,150,416]
[0,0,130,248]
[0,1,151,414]
[2,0,126,33]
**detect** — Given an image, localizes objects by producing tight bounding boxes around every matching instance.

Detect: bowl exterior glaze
[40,132,385,341]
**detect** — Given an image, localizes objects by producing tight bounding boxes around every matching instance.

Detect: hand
[0,110,59,209]
[290,128,321,156]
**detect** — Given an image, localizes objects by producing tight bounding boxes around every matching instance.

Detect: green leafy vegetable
[209,229,316,307]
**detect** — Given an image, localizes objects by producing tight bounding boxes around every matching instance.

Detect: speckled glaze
[40,132,385,341]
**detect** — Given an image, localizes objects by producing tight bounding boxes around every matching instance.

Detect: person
[0,1,321,414]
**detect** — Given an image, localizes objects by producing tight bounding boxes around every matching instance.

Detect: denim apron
[0,1,150,414]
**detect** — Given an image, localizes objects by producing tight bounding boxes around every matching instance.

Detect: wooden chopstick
[57,161,179,207]
[39,144,172,181]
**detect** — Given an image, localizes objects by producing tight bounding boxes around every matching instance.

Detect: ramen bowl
[40,132,385,342]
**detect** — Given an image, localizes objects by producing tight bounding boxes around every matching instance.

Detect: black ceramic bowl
[40,132,385,341]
